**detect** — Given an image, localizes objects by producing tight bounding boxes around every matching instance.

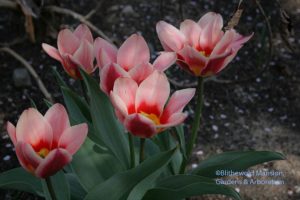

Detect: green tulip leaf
[42,171,70,200]
[192,151,285,178]
[142,175,241,200]
[84,148,177,200]
[0,167,43,196]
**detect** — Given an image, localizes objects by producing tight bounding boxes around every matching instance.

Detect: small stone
[196,150,204,156]
[5,143,12,148]
[267,107,274,112]
[13,68,31,87]
[191,163,198,169]
[122,5,137,17]
[3,155,11,161]
[212,125,219,132]
[220,114,227,119]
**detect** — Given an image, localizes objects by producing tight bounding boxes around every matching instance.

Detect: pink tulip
[110,70,195,138]
[156,12,253,76]
[94,34,176,94]
[42,24,95,79]
[6,104,88,178]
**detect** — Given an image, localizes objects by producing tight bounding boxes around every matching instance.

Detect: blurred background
[0,0,299,199]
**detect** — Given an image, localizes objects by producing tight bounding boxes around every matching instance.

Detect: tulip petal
[177,45,207,76]
[73,24,93,43]
[136,71,170,116]
[198,12,223,30]
[6,121,17,146]
[128,62,154,84]
[160,88,195,123]
[210,29,236,56]
[156,21,186,52]
[58,124,88,155]
[153,52,177,71]
[124,114,157,138]
[42,43,63,62]
[180,19,202,48]
[44,104,70,148]
[201,50,232,76]
[57,29,80,54]
[100,63,129,94]
[110,77,138,115]
[71,39,95,73]
[16,108,53,151]
[230,32,254,51]
[94,37,117,69]
[16,142,42,170]
[35,148,72,178]
[117,34,150,71]
[157,113,187,128]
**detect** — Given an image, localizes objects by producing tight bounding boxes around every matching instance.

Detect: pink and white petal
[160,88,195,123]
[42,43,63,62]
[114,109,126,124]
[153,52,177,71]
[100,63,129,94]
[157,113,187,128]
[44,104,70,148]
[71,40,95,73]
[35,148,72,178]
[6,121,17,146]
[61,54,82,79]
[111,77,138,114]
[94,37,117,68]
[124,114,157,138]
[16,108,53,151]
[201,50,232,76]
[110,91,130,116]
[230,32,254,51]
[57,29,80,55]
[156,21,186,52]
[135,71,170,116]
[180,19,202,48]
[73,24,93,43]
[117,34,150,71]
[128,62,154,84]
[58,124,88,155]
[177,45,208,76]
[210,29,236,56]
[198,12,223,30]
[17,142,42,169]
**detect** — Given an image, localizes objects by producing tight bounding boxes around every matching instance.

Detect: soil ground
[0,0,299,199]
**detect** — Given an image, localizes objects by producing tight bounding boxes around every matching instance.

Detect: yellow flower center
[140,112,160,125]
[37,148,49,158]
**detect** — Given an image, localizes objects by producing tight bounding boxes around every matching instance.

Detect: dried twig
[0,47,54,103]
[84,0,104,20]
[0,0,18,9]
[169,76,234,88]
[45,5,112,43]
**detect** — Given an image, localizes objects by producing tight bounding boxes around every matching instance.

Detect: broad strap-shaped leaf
[42,171,70,200]
[80,69,130,169]
[192,151,285,178]
[84,148,177,200]
[0,167,43,196]
[66,173,87,200]
[174,125,186,159]
[142,175,241,200]
[72,137,123,191]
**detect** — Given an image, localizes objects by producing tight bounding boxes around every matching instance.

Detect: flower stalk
[139,138,146,163]
[180,77,204,173]
[128,133,135,168]
[45,177,57,200]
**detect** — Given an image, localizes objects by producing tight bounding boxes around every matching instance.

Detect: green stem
[139,138,146,163]
[45,177,57,200]
[180,77,204,173]
[128,133,135,168]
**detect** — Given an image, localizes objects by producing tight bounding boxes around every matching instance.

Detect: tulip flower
[110,70,195,138]
[42,24,95,79]
[156,12,253,77]
[6,104,88,178]
[94,34,176,94]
